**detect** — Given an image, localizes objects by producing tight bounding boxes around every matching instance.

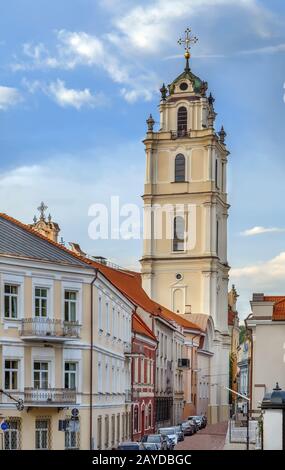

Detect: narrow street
[175,422,228,450]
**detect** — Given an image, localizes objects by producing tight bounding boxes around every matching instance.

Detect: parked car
[172,425,184,442]
[141,434,168,450]
[140,442,160,450]
[181,421,195,436]
[162,434,175,450]
[185,418,199,433]
[201,415,207,428]
[188,416,203,430]
[118,442,141,450]
[158,427,179,446]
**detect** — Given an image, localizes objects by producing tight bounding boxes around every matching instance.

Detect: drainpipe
[90,269,98,450]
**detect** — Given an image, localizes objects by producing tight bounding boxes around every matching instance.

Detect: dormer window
[177,106,187,136]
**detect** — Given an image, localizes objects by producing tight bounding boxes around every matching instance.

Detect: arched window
[177,106,187,136]
[148,403,152,429]
[173,216,185,252]
[133,406,139,433]
[175,154,185,182]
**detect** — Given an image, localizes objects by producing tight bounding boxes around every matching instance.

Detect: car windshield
[146,435,160,443]
[159,428,176,435]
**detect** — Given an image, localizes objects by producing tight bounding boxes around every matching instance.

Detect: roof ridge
[0,213,93,267]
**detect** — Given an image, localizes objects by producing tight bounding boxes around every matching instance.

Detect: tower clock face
[179,82,188,91]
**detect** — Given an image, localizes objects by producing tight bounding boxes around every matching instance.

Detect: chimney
[252,293,264,302]
[30,202,60,243]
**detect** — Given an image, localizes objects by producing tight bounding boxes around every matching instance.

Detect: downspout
[90,269,98,450]
[191,333,200,414]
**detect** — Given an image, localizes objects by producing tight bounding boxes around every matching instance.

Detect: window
[112,307,115,337]
[105,415,109,449]
[106,302,110,335]
[215,159,219,189]
[97,416,102,450]
[98,297,102,331]
[4,284,18,319]
[175,154,185,182]
[33,362,49,389]
[111,415,115,447]
[64,362,77,389]
[35,288,48,317]
[98,355,102,393]
[116,414,120,445]
[133,406,139,433]
[4,419,21,450]
[216,220,219,256]
[64,291,77,322]
[65,428,79,450]
[177,106,187,136]
[4,360,18,390]
[173,216,185,252]
[35,419,50,450]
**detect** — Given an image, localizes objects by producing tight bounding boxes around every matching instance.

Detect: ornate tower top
[177,27,198,71]
[30,202,60,243]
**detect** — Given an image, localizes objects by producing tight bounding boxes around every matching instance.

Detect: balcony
[125,390,132,403]
[24,387,77,407]
[171,129,191,140]
[178,358,190,369]
[20,318,80,342]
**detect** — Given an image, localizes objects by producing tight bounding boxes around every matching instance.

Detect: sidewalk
[176,421,228,450]
[223,423,255,450]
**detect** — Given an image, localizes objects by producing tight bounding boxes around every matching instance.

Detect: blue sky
[1,0,285,318]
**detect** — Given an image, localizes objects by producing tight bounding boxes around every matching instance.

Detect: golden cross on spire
[178,28,198,68]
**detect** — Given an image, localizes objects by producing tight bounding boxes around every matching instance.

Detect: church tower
[140,29,230,422]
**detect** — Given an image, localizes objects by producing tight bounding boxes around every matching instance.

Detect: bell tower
[140,29,230,422]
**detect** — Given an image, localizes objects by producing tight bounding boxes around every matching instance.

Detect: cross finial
[178,28,198,71]
[37,201,48,221]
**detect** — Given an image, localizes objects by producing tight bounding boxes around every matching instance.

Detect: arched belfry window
[173,216,185,252]
[177,106,187,136]
[175,154,185,182]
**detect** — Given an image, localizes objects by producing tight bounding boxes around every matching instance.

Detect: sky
[1,0,285,318]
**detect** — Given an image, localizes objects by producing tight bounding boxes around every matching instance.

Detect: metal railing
[171,129,191,139]
[21,318,80,339]
[125,390,132,403]
[24,387,77,405]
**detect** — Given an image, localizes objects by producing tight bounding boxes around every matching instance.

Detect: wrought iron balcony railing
[20,318,80,340]
[24,387,77,405]
[171,129,191,139]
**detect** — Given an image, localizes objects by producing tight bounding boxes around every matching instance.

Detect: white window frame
[64,361,77,390]
[4,359,19,391]
[32,278,53,320]
[2,274,24,323]
[62,282,82,324]
[33,360,50,389]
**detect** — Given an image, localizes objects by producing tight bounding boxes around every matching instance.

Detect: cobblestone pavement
[175,422,228,450]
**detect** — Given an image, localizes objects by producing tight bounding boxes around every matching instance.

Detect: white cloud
[231,252,285,318]
[23,78,107,109]
[0,144,144,264]
[112,0,273,54]
[47,79,106,109]
[0,86,22,110]
[241,226,285,236]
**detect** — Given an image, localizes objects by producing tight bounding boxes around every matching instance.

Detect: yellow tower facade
[140,37,230,422]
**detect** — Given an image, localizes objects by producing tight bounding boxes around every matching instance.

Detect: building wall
[131,332,156,441]
[0,255,133,450]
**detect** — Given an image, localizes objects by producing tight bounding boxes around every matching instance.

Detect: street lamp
[0,389,24,411]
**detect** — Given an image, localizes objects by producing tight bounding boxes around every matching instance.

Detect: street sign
[1,421,9,431]
[71,408,79,418]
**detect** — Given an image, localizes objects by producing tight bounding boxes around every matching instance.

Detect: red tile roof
[258,295,285,321]
[132,313,157,342]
